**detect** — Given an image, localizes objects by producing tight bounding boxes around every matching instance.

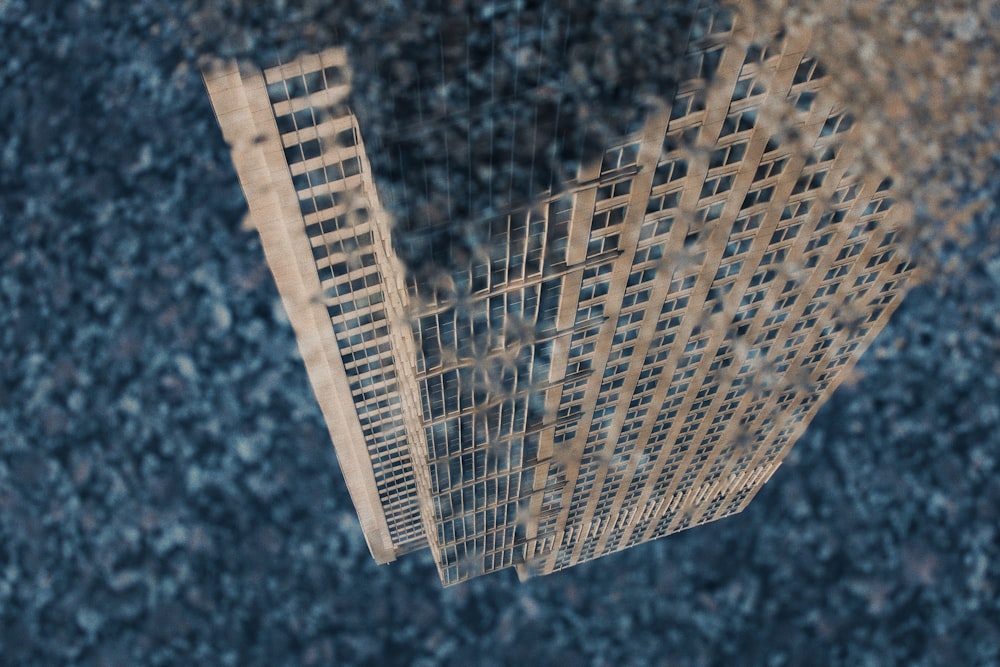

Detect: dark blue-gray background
[1,2,998,665]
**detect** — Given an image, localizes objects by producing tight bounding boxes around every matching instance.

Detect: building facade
[203,7,914,585]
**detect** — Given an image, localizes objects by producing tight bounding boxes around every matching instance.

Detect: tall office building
[203,6,915,585]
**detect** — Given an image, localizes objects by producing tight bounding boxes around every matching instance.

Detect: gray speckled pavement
[1,2,998,665]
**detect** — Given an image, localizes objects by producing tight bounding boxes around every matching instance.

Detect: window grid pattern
[405,205,572,584]
[263,58,428,549]
[542,24,915,572]
[216,7,918,586]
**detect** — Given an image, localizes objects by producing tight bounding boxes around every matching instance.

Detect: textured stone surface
[1,1,998,665]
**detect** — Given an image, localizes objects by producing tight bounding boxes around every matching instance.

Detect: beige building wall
[203,51,432,566]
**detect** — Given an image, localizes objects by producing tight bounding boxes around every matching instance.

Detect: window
[701,174,734,198]
[821,113,854,137]
[725,237,753,258]
[770,223,801,244]
[780,201,811,221]
[596,179,631,202]
[720,108,757,137]
[698,47,724,80]
[587,234,620,258]
[793,57,825,85]
[754,158,787,182]
[742,185,774,208]
[602,143,641,172]
[592,205,628,229]
[696,201,725,223]
[671,90,706,120]
[832,183,859,205]
[284,138,322,165]
[652,159,688,186]
[647,190,680,214]
[742,41,780,65]
[710,141,748,168]
[639,217,674,243]
[663,127,699,154]
[733,75,766,101]
[733,213,763,233]
[791,170,826,195]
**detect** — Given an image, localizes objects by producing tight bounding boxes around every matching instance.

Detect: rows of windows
[265,64,348,104]
[415,284,545,373]
[434,463,536,583]
[267,28,914,576]
[652,211,912,523]
[275,103,351,136]
[264,62,432,551]
[552,29,851,563]
[583,174,908,555]
[294,156,362,193]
